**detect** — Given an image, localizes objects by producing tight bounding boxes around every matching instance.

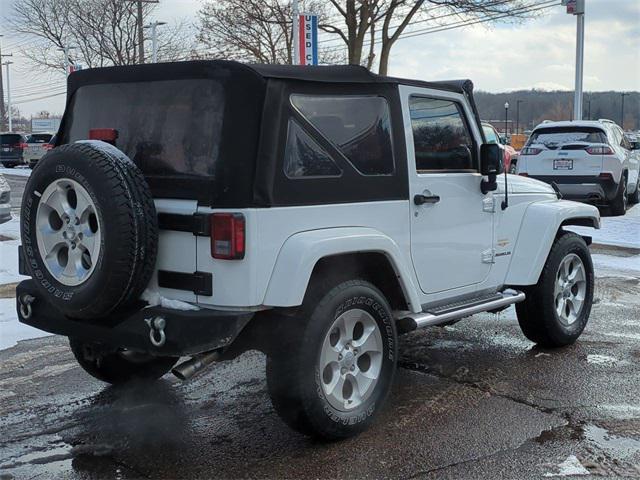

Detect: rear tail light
[520,147,542,155]
[599,172,614,181]
[586,145,614,155]
[44,143,54,151]
[20,143,28,150]
[211,213,245,260]
[89,128,119,145]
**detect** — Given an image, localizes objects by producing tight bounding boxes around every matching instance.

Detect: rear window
[528,127,607,149]
[62,79,225,176]
[26,134,52,143]
[0,134,22,145]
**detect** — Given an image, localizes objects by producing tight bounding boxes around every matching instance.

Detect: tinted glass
[26,134,52,143]
[63,79,225,176]
[528,127,608,149]
[409,97,474,171]
[284,120,342,178]
[291,95,394,175]
[0,134,22,145]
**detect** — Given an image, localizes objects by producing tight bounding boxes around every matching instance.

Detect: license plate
[1,147,9,152]
[553,159,573,170]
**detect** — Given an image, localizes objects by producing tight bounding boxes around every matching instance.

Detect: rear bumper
[0,157,24,166]
[529,175,618,204]
[16,279,254,356]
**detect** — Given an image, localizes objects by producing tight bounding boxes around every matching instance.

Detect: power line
[12,91,66,105]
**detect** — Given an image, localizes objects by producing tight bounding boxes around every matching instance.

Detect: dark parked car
[0,133,26,168]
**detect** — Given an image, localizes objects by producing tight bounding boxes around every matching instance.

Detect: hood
[496,174,556,195]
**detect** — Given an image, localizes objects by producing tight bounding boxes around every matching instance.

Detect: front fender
[262,227,422,312]
[506,199,600,285]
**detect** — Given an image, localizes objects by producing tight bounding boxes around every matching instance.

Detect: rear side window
[409,96,475,172]
[528,127,607,149]
[284,120,342,178]
[290,94,394,176]
[26,134,52,143]
[63,79,225,176]
[0,134,22,145]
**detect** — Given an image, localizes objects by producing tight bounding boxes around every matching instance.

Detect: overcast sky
[1,0,639,117]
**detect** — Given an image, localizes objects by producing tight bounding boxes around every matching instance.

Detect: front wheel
[516,232,594,348]
[266,279,397,440]
[628,180,640,205]
[69,338,178,384]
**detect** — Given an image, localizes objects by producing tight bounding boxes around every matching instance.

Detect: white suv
[16,61,600,440]
[516,119,640,214]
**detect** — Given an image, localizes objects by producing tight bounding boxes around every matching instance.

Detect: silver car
[0,173,11,224]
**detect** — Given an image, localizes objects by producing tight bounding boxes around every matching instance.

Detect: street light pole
[144,21,167,63]
[504,102,510,141]
[3,61,13,132]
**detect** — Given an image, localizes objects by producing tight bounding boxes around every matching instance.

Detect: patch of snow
[0,167,32,177]
[544,455,590,477]
[0,214,21,240]
[141,288,200,311]
[0,298,52,351]
[592,253,640,278]
[567,204,640,249]
[587,354,621,366]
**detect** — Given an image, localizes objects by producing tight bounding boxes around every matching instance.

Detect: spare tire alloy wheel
[320,309,384,411]
[21,142,158,319]
[36,179,101,286]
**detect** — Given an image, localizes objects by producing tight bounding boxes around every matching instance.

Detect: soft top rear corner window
[62,79,225,176]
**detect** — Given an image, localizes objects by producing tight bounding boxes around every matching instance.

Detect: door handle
[414,194,440,205]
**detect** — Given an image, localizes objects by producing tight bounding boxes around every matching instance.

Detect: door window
[409,96,475,172]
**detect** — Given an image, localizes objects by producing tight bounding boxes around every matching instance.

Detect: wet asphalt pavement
[1,172,640,478]
[1,271,639,479]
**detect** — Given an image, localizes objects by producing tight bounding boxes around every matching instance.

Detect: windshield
[0,134,22,145]
[482,125,499,144]
[528,127,607,149]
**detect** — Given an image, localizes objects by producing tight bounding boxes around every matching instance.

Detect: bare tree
[196,0,343,64]
[10,0,190,72]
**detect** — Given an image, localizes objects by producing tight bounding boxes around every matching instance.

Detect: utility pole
[621,92,629,130]
[0,35,5,131]
[292,0,299,65]
[127,0,159,64]
[515,100,524,135]
[59,45,77,76]
[3,61,13,132]
[144,21,166,63]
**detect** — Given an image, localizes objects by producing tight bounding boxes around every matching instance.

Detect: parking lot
[1,169,639,479]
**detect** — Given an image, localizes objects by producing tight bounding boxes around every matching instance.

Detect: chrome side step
[396,289,525,332]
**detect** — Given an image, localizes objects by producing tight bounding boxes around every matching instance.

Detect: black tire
[266,279,397,440]
[20,142,158,319]
[610,174,627,215]
[69,338,178,384]
[628,180,640,205]
[516,232,594,348]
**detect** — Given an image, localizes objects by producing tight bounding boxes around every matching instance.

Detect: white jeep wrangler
[17,61,600,440]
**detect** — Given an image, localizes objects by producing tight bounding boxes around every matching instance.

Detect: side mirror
[480,143,503,194]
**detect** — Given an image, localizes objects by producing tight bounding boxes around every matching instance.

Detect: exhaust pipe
[172,350,221,381]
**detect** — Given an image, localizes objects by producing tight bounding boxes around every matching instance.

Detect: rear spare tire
[20,141,158,319]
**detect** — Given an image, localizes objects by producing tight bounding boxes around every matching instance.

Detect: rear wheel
[69,338,178,385]
[266,279,397,440]
[611,174,627,215]
[516,232,594,348]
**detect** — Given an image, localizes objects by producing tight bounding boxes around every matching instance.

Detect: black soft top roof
[67,59,473,96]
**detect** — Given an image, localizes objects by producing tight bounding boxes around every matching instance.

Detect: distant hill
[474,90,640,132]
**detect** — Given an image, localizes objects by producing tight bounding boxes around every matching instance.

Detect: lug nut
[338,354,343,360]
[350,365,355,371]
[341,367,347,375]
